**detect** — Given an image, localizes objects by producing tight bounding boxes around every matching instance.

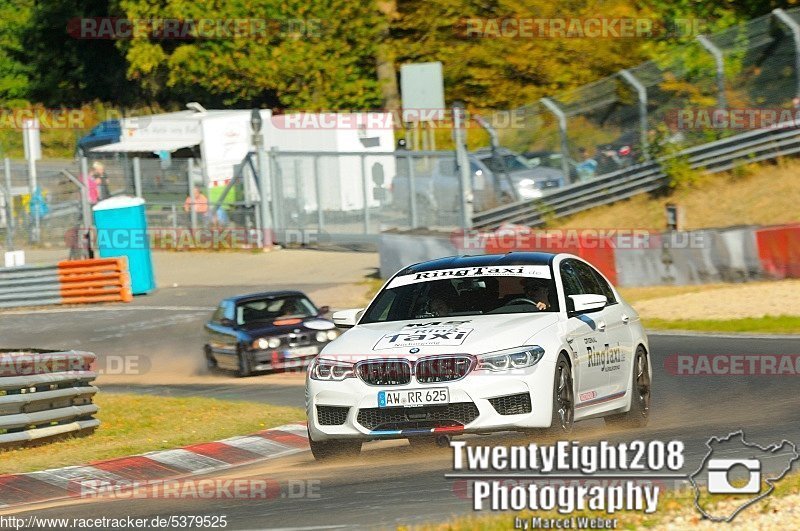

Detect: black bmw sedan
[204,290,338,377]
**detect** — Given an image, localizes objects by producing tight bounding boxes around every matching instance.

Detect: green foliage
[118,0,385,109]
[0,0,33,102]
[0,0,790,122]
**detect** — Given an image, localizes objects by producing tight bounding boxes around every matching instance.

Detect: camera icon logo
[690,431,799,522]
[707,458,761,494]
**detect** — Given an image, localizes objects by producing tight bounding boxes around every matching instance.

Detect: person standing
[184,186,209,224]
[92,161,110,200]
[575,147,598,182]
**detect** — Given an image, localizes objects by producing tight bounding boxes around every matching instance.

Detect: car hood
[508,167,564,182]
[238,317,334,338]
[320,312,559,358]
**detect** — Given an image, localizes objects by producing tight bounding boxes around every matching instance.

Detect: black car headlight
[477,346,545,372]
[310,357,355,381]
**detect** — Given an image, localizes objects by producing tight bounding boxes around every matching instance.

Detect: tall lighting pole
[251,109,273,248]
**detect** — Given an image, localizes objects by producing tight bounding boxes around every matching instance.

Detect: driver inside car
[523,278,551,310]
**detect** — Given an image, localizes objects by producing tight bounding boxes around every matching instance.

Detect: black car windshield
[236,296,317,325]
[361,270,559,324]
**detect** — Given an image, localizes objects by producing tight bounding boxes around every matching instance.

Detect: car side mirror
[568,294,607,314]
[332,308,364,329]
[220,318,235,327]
[317,305,330,315]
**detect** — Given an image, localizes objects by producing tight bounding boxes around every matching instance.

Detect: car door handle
[596,321,606,332]
[621,314,630,324]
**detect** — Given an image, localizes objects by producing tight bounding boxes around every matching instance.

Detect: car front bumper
[306,360,557,441]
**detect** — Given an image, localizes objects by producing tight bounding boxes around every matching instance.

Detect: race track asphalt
[5,332,800,529]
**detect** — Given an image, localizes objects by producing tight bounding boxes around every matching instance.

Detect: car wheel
[605,346,651,428]
[236,347,253,378]
[204,345,218,371]
[308,428,362,461]
[547,354,574,434]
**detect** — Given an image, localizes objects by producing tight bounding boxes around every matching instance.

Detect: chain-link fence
[3,9,800,253]
[495,9,800,186]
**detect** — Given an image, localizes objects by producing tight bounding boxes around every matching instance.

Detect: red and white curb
[0,422,309,509]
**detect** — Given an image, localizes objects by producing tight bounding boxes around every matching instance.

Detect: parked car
[522,150,578,183]
[391,148,564,226]
[204,290,339,377]
[473,147,565,194]
[76,120,121,156]
[305,252,651,460]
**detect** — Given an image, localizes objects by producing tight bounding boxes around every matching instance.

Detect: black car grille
[317,405,350,426]
[415,356,473,383]
[280,332,314,347]
[356,403,480,431]
[357,360,412,386]
[488,392,532,416]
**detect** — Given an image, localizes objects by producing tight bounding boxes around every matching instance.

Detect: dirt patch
[632,280,800,321]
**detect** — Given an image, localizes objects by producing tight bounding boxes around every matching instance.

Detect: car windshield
[480,154,535,173]
[361,271,559,324]
[236,296,317,325]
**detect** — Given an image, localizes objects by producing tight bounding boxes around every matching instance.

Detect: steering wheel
[506,297,539,307]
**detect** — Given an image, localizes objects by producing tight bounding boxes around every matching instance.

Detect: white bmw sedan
[305,252,651,460]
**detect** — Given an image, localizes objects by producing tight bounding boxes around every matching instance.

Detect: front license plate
[284,345,319,358]
[378,388,449,408]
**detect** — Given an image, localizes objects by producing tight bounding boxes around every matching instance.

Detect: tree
[22,0,134,106]
[0,0,33,104]
[118,0,386,110]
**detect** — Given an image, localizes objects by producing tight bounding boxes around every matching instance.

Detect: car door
[205,301,240,370]
[570,260,629,401]
[581,261,635,397]
[559,260,608,405]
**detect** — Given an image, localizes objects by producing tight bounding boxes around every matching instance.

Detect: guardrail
[472,122,800,230]
[0,349,99,446]
[0,258,133,309]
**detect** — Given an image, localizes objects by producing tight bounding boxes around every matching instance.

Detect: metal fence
[0,349,99,446]
[2,10,800,250]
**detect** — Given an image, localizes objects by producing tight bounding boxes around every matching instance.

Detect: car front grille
[488,392,532,415]
[357,360,412,386]
[317,405,350,426]
[415,356,473,383]
[279,332,314,347]
[356,402,480,431]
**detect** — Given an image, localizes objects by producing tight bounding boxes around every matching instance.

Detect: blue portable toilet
[92,196,156,295]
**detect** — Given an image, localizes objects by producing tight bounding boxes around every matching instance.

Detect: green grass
[0,393,304,474]
[643,315,800,334]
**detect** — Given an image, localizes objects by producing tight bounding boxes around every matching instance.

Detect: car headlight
[310,358,355,381]
[315,330,340,342]
[517,180,543,199]
[477,346,545,372]
[253,337,281,350]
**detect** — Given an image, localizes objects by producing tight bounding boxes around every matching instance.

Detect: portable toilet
[92,196,155,295]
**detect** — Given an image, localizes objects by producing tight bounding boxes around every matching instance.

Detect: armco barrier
[0,258,133,308]
[379,223,797,287]
[755,224,800,279]
[0,349,99,446]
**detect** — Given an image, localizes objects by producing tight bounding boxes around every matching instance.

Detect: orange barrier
[755,224,800,279]
[57,257,133,303]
